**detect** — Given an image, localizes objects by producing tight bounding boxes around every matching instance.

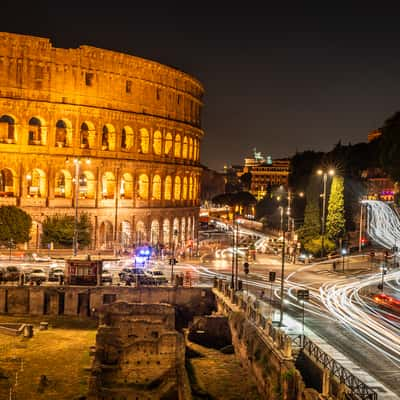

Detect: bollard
[23,324,33,338]
[39,322,49,331]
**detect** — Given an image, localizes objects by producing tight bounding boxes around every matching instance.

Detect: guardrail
[214,278,378,400]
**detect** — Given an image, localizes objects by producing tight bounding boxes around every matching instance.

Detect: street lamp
[317,168,335,257]
[67,157,91,256]
[341,248,347,272]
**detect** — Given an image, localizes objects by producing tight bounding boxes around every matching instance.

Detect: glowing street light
[317,168,335,257]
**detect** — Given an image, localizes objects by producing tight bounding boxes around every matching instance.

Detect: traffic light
[243,262,249,274]
[169,258,177,266]
[269,271,276,282]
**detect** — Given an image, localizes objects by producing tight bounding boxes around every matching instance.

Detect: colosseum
[0,32,204,253]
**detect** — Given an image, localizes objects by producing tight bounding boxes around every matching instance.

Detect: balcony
[20,197,46,207]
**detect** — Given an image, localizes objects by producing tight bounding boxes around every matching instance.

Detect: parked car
[144,269,168,285]
[29,268,47,284]
[0,265,21,282]
[101,269,113,283]
[48,267,65,282]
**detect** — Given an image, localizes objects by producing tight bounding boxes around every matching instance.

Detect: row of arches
[0,168,200,201]
[98,216,196,249]
[0,115,200,161]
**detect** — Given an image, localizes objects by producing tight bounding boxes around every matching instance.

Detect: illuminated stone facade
[0,32,204,250]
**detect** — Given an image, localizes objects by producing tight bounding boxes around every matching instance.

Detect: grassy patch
[0,315,97,399]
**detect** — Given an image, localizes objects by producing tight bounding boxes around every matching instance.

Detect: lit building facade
[0,32,204,250]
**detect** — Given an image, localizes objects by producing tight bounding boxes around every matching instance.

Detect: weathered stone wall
[88,301,192,400]
[0,286,215,319]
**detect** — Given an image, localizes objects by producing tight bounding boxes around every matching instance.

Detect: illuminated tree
[326,175,346,242]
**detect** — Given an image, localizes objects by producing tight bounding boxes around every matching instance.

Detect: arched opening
[55,119,72,147]
[0,115,16,143]
[173,218,180,249]
[136,221,146,246]
[181,217,186,243]
[152,175,161,200]
[150,220,160,245]
[26,169,46,197]
[163,219,170,246]
[99,221,113,249]
[182,136,188,159]
[164,132,172,155]
[138,174,149,200]
[182,176,188,200]
[120,172,133,199]
[174,134,181,158]
[28,117,43,145]
[164,176,172,200]
[139,128,149,154]
[79,170,95,199]
[193,140,198,161]
[120,220,132,248]
[193,177,198,200]
[174,176,181,200]
[121,126,134,150]
[80,122,94,149]
[0,168,15,196]
[153,130,162,155]
[187,217,192,240]
[189,176,193,200]
[189,137,193,160]
[102,124,116,151]
[101,172,116,199]
[54,169,73,198]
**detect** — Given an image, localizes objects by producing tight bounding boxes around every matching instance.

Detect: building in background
[0,32,204,251]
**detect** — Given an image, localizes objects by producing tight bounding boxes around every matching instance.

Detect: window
[126,80,132,94]
[85,72,94,86]
[156,88,161,101]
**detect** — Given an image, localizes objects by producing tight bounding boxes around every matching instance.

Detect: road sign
[243,262,249,274]
[297,289,310,300]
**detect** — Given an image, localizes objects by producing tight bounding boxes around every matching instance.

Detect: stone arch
[150,219,160,245]
[182,176,188,200]
[163,218,170,246]
[28,116,47,145]
[0,114,16,143]
[119,220,132,248]
[54,169,73,198]
[101,171,116,199]
[189,176,193,200]
[99,221,113,249]
[182,136,188,159]
[174,176,181,200]
[189,137,194,160]
[80,121,95,149]
[164,132,173,155]
[121,126,134,150]
[138,174,149,200]
[55,118,72,147]
[139,128,149,154]
[79,170,95,199]
[102,124,116,151]
[174,134,181,158]
[136,220,146,246]
[26,168,46,197]
[153,130,162,155]
[181,216,186,243]
[152,174,161,200]
[0,168,16,196]
[120,172,133,199]
[164,175,172,200]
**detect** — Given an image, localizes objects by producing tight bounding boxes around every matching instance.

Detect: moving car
[119,267,149,285]
[28,268,47,284]
[144,269,168,285]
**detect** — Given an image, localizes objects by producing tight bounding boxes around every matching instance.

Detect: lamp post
[279,210,286,327]
[69,157,90,256]
[317,169,335,257]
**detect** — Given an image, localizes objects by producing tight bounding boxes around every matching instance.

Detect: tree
[380,111,400,182]
[326,175,346,242]
[42,213,92,248]
[0,206,32,245]
[297,177,321,244]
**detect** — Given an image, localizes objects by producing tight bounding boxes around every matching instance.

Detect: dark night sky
[3,2,400,170]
